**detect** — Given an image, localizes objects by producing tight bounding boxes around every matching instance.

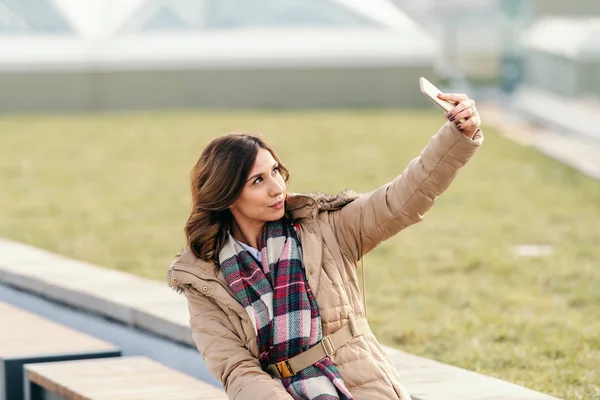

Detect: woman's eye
[272,166,280,175]
[253,177,263,185]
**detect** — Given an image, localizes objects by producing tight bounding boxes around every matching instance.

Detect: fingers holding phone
[437,93,481,139]
[418,78,481,139]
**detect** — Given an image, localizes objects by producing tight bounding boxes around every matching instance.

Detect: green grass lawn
[1,110,598,399]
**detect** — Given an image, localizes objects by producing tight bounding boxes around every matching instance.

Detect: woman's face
[229,148,287,227]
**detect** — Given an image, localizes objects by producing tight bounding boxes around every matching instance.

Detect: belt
[265,316,371,379]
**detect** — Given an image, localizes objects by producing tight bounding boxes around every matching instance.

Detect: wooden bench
[0,301,120,400]
[24,356,228,400]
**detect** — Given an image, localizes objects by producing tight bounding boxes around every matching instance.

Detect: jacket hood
[168,189,360,293]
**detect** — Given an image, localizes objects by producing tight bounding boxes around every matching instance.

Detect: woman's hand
[437,93,481,139]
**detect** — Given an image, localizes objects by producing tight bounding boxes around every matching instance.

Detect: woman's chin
[267,208,285,221]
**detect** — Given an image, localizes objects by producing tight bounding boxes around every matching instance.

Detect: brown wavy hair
[185,133,289,265]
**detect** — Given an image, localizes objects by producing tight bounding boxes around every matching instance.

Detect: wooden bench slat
[0,302,118,359]
[25,356,227,399]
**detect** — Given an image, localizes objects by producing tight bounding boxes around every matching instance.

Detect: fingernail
[449,116,455,122]
[457,124,462,129]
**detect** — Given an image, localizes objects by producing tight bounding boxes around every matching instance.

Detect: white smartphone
[419,77,455,113]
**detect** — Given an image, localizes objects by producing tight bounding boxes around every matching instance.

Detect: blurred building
[0,0,437,113]
[530,0,600,17]
[391,0,600,96]
[391,0,502,83]
[522,0,600,99]
[523,17,600,98]
[512,1,600,146]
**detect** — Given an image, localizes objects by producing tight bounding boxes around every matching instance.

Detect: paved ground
[479,91,600,181]
[512,87,600,143]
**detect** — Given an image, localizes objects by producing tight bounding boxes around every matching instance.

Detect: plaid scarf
[219,218,354,400]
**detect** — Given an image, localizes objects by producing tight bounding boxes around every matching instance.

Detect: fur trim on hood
[304,189,360,212]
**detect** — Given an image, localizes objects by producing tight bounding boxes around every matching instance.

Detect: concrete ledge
[0,239,189,344]
[388,349,559,400]
[0,238,561,400]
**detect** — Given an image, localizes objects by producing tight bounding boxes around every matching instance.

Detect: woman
[169,93,483,400]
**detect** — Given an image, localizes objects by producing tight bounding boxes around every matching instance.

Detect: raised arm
[185,289,293,399]
[328,121,483,261]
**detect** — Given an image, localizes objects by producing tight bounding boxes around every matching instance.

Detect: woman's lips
[269,199,284,209]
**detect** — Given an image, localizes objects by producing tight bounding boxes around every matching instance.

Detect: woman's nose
[269,178,284,196]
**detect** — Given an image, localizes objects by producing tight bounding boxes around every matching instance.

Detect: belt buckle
[275,360,294,379]
[321,335,336,357]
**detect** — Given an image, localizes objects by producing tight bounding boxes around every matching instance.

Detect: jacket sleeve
[185,289,293,400]
[328,121,483,261]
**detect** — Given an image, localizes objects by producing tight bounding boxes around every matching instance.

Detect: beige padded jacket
[168,122,483,400]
